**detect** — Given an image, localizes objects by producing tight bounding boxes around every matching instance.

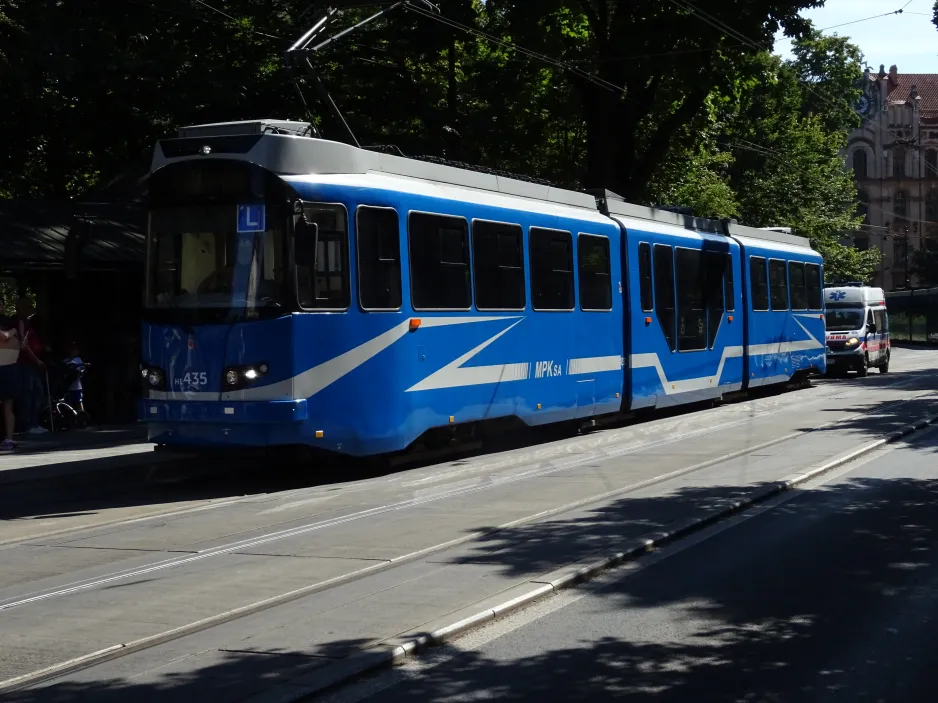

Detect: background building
[845,65,938,290]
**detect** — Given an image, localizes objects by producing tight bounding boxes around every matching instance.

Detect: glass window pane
[806,264,822,309]
[639,243,653,312]
[530,228,574,310]
[409,213,471,310]
[750,257,768,311]
[472,221,525,310]
[357,207,401,310]
[297,204,350,309]
[789,262,807,310]
[769,259,789,311]
[676,248,706,352]
[578,235,612,311]
[654,245,676,351]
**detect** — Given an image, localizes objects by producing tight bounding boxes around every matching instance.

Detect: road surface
[342,424,938,702]
[1,346,937,702]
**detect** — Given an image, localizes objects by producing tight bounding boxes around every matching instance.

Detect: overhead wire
[189,0,284,39]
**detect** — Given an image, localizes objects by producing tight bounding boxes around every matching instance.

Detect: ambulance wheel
[880,352,890,373]
[856,355,869,377]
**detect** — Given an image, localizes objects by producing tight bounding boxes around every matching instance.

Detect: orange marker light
[728,315,734,323]
[645,316,652,325]
[410,318,422,330]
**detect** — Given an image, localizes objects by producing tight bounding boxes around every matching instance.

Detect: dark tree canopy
[0,0,873,279]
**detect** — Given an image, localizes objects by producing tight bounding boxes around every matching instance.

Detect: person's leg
[1,399,13,443]
[27,367,46,434]
[0,365,16,449]
[15,367,33,431]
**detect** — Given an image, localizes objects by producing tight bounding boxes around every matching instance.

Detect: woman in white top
[0,300,22,452]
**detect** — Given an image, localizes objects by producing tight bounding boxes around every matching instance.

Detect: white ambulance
[824,285,890,376]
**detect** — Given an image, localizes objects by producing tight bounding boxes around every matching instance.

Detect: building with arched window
[846,65,938,290]
[852,150,868,179]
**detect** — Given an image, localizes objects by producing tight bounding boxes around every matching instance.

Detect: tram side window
[805,263,822,310]
[409,213,471,310]
[639,243,653,312]
[578,234,612,311]
[704,251,726,349]
[725,253,735,312]
[472,221,525,310]
[788,261,807,311]
[769,259,789,311]
[750,257,769,311]
[654,244,676,351]
[357,206,402,310]
[676,248,707,352]
[530,228,574,310]
[296,204,350,309]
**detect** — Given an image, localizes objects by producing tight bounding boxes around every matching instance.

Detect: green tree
[721,33,878,282]
[911,246,938,287]
[481,0,821,199]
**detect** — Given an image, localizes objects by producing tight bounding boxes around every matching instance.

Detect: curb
[251,411,938,703]
[0,445,177,487]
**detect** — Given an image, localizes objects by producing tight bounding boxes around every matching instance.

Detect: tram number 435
[175,372,209,388]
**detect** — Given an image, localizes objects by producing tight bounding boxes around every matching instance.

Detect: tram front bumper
[139,399,308,424]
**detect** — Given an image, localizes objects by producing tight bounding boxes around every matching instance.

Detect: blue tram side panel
[607,201,745,411]
[138,120,826,456]
[729,226,826,388]
[277,177,624,454]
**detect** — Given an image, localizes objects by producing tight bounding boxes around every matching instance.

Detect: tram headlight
[224,364,269,389]
[140,366,165,391]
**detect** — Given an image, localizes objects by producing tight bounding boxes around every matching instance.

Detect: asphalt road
[345,426,938,703]
[3,346,938,702]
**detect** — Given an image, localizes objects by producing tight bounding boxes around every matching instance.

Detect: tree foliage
[0,0,873,280]
[911,246,938,287]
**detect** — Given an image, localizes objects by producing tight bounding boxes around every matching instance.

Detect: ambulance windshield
[827,309,864,332]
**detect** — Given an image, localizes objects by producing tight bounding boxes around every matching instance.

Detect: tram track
[1,360,937,693]
[1,358,930,554]
[0,363,925,558]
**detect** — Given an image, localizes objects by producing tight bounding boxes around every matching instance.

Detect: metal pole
[45,370,54,433]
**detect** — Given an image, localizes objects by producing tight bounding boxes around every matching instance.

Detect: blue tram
[139,120,826,455]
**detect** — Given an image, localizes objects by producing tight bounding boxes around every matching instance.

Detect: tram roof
[152,119,811,248]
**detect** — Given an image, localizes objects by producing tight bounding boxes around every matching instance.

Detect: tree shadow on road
[4,365,938,702]
[360,471,938,702]
[7,453,938,702]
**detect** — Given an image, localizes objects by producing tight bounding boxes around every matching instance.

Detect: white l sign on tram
[237,203,266,233]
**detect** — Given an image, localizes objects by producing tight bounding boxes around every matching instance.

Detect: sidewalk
[0,424,169,486]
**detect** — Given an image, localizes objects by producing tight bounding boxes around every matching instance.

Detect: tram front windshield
[826,308,864,332]
[147,205,288,312]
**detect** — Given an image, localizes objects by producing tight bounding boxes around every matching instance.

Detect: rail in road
[1,347,937,701]
[336,414,938,703]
